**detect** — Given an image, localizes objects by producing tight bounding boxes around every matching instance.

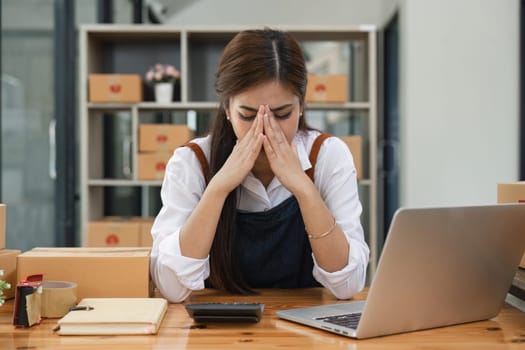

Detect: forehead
[230,81,298,108]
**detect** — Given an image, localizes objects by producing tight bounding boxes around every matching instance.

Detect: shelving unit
[79,25,380,276]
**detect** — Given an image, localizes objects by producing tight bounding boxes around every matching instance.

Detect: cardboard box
[89,74,142,103]
[0,204,5,249]
[306,74,348,103]
[497,182,525,268]
[87,220,141,247]
[139,219,154,247]
[17,248,151,299]
[139,124,194,152]
[138,152,172,180]
[340,136,362,180]
[0,249,21,299]
[497,182,525,204]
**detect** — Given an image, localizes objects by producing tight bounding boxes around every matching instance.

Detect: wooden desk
[1,288,524,349]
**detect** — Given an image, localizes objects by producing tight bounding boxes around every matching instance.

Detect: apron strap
[183,142,210,184]
[184,132,332,185]
[305,133,332,182]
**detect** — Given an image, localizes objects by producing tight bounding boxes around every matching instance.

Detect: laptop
[276,204,525,339]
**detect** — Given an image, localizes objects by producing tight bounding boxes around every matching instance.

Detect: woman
[150,28,369,303]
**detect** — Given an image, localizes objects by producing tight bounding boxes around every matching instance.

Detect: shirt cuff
[158,229,210,290]
[312,237,367,298]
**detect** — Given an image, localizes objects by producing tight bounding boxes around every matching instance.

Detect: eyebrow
[239,104,293,113]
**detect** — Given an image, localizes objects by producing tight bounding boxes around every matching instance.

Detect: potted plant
[145,64,181,103]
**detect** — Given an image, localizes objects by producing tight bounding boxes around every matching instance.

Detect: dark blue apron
[234,196,320,288]
[185,133,330,289]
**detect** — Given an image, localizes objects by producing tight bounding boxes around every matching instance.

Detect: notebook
[56,298,168,335]
[276,204,525,339]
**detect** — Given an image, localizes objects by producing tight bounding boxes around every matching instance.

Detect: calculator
[184,302,265,323]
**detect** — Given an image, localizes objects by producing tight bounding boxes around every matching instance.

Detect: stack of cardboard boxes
[0,199,151,300]
[0,204,21,300]
[138,124,193,180]
[85,122,194,248]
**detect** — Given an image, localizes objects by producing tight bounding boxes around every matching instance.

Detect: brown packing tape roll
[25,291,42,326]
[41,281,78,318]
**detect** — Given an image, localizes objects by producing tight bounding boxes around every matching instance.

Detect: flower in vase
[145,64,181,84]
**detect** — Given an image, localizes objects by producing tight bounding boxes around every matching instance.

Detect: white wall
[399,0,519,207]
[164,0,386,26]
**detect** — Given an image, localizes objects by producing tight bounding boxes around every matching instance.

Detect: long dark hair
[207,28,309,294]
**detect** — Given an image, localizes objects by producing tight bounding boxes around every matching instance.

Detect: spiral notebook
[56,298,168,335]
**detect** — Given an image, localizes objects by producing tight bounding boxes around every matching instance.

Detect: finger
[254,105,264,136]
[240,106,264,158]
[262,135,275,158]
[291,141,299,156]
[264,105,286,146]
[238,105,263,147]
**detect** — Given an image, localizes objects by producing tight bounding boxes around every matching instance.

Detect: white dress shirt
[150,129,370,303]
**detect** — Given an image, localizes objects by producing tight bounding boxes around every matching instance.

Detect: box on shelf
[127,217,154,247]
[138,152,172,180]
[497,182,525,268]
[138,218,155,247]
[139,124,194,152]
[87,220,141,247]
[340,136,362,180]
[306,74,348,103]
[89,74,142,103]
[17,247,151,299]
[0,249,21,299]
[0,204,5,249]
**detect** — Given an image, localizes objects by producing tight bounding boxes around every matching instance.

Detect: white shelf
[80,25,379,276]
[87,101,369,111]
[87,103,134,110]
[137,101,219,110]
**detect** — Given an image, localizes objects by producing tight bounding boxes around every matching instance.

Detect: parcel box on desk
[306,74,348,103]
[340,136,362,181]
[138,152,172,180]
[139,124,193,152]
[89,74,142,103]
[497,182,525,268]
[0,249,21,299]
[17,248,151,299]
[87,220,141,247]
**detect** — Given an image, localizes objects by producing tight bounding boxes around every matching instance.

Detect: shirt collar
[295,134,312,172]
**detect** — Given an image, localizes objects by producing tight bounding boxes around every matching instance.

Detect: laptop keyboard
[315,312,362,329]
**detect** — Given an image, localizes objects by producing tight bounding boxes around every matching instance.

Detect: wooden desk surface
[1,288,524,349]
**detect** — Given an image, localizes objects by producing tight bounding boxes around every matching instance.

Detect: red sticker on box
[106,234,120,245]
[156,162,166,171]
[109,84,121,93]
[157,135,168,143]
[315,84,327,92]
